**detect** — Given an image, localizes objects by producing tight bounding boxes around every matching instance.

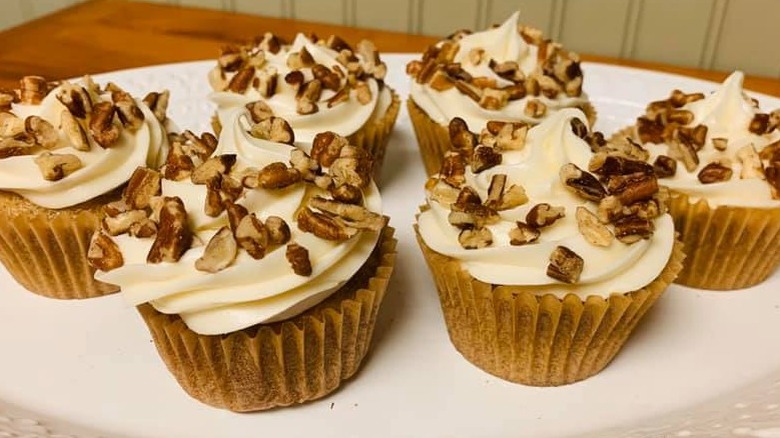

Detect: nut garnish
[25,116,58,149]
[697,161,733,184]
[509,221,540,246]
[470,146,501,173]
[147,197,192,263]
[257,162,302,189]
[526,203,565,228]
[653,155,677,178]
[576,206,613,247]
[266,216,291,245]
[297,207,357,241]
[249,116,295,145]
[20,76,48,105]
[60,110,90,151]
[484,173,528,210]
[606,172,659,204]
[711,137,728,151]
[103,209,148,236]
[245,101,274,122]
[191,154,237,185]
[87,231,124,272]
[89,102,121,148]
[142,90,170,123]
[195,227,238,273]
[524,99,547,118]
[286,243,313,276]
[667,139,699,172]
[736,144,764,179]
[559,163,606,201]
[309,197,387,231]
[458,227,493,249]
[547,246,583,283]
[34,152,82,181]
[311,131,349,167]
[613,216,654,243]
[235,214,269,259]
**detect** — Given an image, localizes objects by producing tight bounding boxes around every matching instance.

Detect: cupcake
[0,76,169,299]
[91,114,396,411]
[615,71,780,290]
[406,11,595,175]
[415,109,682,386]
[208,33,400,175]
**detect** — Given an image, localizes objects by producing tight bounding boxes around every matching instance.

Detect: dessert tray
[1,55,779,438]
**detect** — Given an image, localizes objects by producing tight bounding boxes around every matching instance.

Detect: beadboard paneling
[632,0,714,68]
[558,0,631,58]
[419,0,480,36]
[178,0,229,9]
[0,1,25,30]
[487,0,554,35]
[355,0,412,33]
[291,0,345,25]
[712,0,780,77]
[233,0,286,18]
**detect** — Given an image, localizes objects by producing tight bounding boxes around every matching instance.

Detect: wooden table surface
[0,0,778,98]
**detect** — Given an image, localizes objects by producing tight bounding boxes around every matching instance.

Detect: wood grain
[0,0,777,97]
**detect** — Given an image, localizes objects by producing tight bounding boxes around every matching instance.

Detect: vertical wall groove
[699,0,729,69]
[620,0,643,59]
[549,0,564,41]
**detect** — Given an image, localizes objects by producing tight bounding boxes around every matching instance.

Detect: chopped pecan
[256,67,278,97]
[34,152,82,181]
[24,116,58,149]
[697,161,733,184]
[526,203,565,228]
[439,152,466,187]
[666,109,694,125]
[266,216,291,245]
[606,172,658,204]
[576,206,613,247]
[123,167,161,209]
[129,218,158,238]
[87,231,124,272]
[560,163,606,201]
[225,202,249,233]
[163,141,195,181]
[427,178,460,205]
[519,25,543,44]
[677,125,708,150]
[309,197,386,231]
[484,173,528,210]
[669,89,704,107]
[479,88,509,110]
[297,207,357,241]
[147,197,192,263]
[235,214,269,259]
[286,243,313,276]
[103,209,148,236]
[142,90,170,123]
[588,153,654,177]
[312,64,341,91]
[636,117,664,144]
[524,99,547,118]
[354,81,372,105]
[20,76,48,105]
[257,162,301,189]
[547,246,584,284]
[311,131,349,167]
[653,155,677,178]
[0,112,24,137]
[261,33,283,54]
[454,80,482,102]
[490,121,528,150]
[570,118,588,139]
[330,146,372,188]
[458,227,493,249]
[448,117,477,156]
[289,149,320,182]
[537,75,561,99]
[195,227,238,273]
[249,116,295,145]
[330,183,363,204]
[471,146,501,173]
[509,221,540,246]
[111,89,145,131]
[56,82,92,119]
[0,134,35,158]
[429,70,455,91]
[749,113,770,135]
[59,109,90,151]
[228,66,255,93]
[668,138,699,172]
[613,216,654,244]
[191,154,237,184]
[449,204,498,230]
[605,137,650,161]
[245,101,274,123]
[711,137,728,151]
[736,144,764,179]
[89,102,121,148]
[490,60,524,82]
[327,85,351,108]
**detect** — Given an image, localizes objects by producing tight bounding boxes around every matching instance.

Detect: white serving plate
[1,55,779,438]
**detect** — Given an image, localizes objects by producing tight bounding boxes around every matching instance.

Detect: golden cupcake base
[415,225,684,386]
[0,189,120,299]
[138,225,397,412]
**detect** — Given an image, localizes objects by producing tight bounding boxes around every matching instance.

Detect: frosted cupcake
[415,109,682,386]
[91,113,396,411]
[407,11,595,175]
[208,33,399,174]
[616,71,780,290]
[0,76,169,299]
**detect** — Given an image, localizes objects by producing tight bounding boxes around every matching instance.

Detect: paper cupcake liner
[414,224,683,386]
[668,193,780,290]
[408,98,597,176]
[137,225,397,412]
[348,88,401,178]
[0,190,120,299]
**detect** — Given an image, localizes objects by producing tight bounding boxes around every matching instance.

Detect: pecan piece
[249,116,295,145]
[235,214,269,259]
[312,63,341,91]
[123,167,161,209]
[225,202,249,233]
[439,152,466,187]
[103,209,148,236]
[87,231,124,272]
[25,116,58,149]
[736,144,764,179]
[89,102,121,148]
[129,219,158,238]
[142,90,170,123]
[309,197,387,231]
[286,243,313,276]
[471,146,501,173]
[355,81,372,105]
[489,121,528,151]
[576,206,613,247]
[449,117,477,155]
[697,161,733,184]
[677,125,708,150]
[330,183,363,204]
[711,137,728,151]
[20,76,48,105]
[111,89,145,131]
[636,117,664,144]
[526,203,565,228]
[297,207,357,241]
[588,153,654,177]
[257,162,302,189]
[479,88,509,110]
[60,110,90,151]
[668,139,699,172]
[191,154,237,184]
[195,227,238,273]
[34,152,82,181]
[163,141,195,181]
[484,174,527,210]
[749,113,770,135]
[509,221,540,246]
[330,146,372,189]
[524,99,547,118]
[429,70,455,91]
[653,155,677,178]
[606,172,658,204]
[547,246,584,284]
[560,163,606,201]
[613,216,654,244]
[266,216,291,245]
[147,197,192,263]
[228,66,255,93]
[458,227,493,249]
[311,131,349,167]
[245,101,274,123]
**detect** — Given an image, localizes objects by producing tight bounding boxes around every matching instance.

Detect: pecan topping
[636,117,664,144]
[677,125,708,150]
[330,146,372,189]
[471,146,501,173]
[256,67,278,98]
[20,76,48,105]
[111,89,145,131]
[547,246,583,284]
[439,152,466,187]
[449,117,477,155]
[235,214,269,259]
[526,203,565,228]
[312,64,341,91]
[249,116,295,144]
[576,206,613,247]
[429,70,455,91]
[479,88,509,110]
[311,131,349,167]
[697,161,733,184]
[245,101,274,123]
[524,99,547,118]
[286,243,313,276]
[147,197,192,264]
[327,85,351,108]
[736,144,764,179]
[87,231,124,272]
[487,121,528,151]
[667,138,699,172]
[89,102,120,148]
[613,216,654,244]
[588,153,654,177]
[297,207,357,241]
[653,155,677,178]
[103,209,148,236]
[257,162,302,189]
[142,90,170,123]
[123,167,161,209]
[667,109,694,125]
[309,197,387,231]
[484,173,528,210]
[0,134,34,159]
[225,202,249,233]
[330,183,363,204]
[34,152,82,181]
[560,163,606,201]
[458,227,493,249]
[266,216,291,245]
[24,116,57,149]
[191,154,237,184]
[509,221,540,246]
[570,118,588,139]
[355,81,372,105]
[711,137,728,151]
[749,113,770,135]
[59,110,90,151]
[195,227,238,273]
[606,172,658,204]
[669,89,704,107]
[228,66,255,93]
[163,141,195,181]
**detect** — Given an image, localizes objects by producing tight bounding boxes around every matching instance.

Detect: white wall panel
[419,0,480,36]
[487,0,554,36]
[632,0,714,68]
[0,1,25,31]
[712,0,780,77]
[234,0,287,18]
[291,0,345,25]
[558,0,630,58]
[355,0,411,32]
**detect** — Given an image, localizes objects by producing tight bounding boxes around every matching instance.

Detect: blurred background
[1,0,778,78]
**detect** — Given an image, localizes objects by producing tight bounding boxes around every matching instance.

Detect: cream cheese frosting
[0,79,167,209]
[633,71,780,208]
[96,113,383,335]
[209,33,391,145]
[417,109,675,297]
[408,11,590,129]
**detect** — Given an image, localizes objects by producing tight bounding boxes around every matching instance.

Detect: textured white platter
[1,55,779,438]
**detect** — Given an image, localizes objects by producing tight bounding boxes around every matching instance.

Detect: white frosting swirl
[0,82,167,209]
[97,108,382,335]
[417,109,675,297]
[410,11,590,129]
[210,33,390,146]
[639,71,780,208]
